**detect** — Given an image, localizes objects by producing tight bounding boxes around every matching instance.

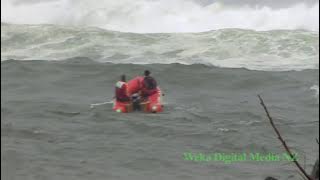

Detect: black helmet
[144,70,150,76]
[121,74,126,82]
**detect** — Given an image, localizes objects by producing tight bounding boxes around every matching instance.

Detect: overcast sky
[8,0,319,8]
[205,0,318,6]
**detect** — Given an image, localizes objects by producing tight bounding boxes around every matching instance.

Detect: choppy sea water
[1,57,318,179]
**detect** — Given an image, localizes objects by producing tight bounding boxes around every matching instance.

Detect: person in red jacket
[115,75,131,102]
[140,70,158,98]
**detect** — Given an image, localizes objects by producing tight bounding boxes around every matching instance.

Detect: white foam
[309,85,319,104]
[310,85,319,98]
[1,0,319,33]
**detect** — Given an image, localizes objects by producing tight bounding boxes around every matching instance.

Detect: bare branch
[258,95,314,180]
[311,160,319,180]
[297,170,309,180]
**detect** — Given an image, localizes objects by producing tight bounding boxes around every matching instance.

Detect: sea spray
[1,0,319,33]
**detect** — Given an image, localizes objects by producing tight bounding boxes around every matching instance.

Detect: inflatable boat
[112,76,163,113]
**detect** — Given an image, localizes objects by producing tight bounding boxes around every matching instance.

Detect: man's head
[144,70,150,76]
[121,74,126,82]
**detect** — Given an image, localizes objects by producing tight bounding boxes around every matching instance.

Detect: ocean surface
[1,0,319,179]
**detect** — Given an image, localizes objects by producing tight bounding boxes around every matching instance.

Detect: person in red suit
[140,70,158,98]
[115,75,131,102]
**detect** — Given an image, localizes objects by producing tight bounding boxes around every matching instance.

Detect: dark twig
[297,170,309,180]
[258,95,314,180]
[311,160,319,180]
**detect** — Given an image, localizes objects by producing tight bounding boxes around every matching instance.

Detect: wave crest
[1,23,318,71]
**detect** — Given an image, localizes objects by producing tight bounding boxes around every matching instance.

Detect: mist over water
[1,0,319,33]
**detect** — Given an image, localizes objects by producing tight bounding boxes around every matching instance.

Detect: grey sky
[9,0,320,8]
[202,0,318,8]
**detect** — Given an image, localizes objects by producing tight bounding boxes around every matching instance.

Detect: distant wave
[1,23,318,71]
[1,0,319,33]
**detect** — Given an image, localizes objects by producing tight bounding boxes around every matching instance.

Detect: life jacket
[115,81,130,102]
[141,76,158,97]
[143,76,157,90]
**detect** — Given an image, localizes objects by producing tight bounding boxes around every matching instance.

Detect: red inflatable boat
[112,76,163,113]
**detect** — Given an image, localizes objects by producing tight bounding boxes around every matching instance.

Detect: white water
[1,23,318,71]
[311,85,319,103]
[1,0,319,33]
